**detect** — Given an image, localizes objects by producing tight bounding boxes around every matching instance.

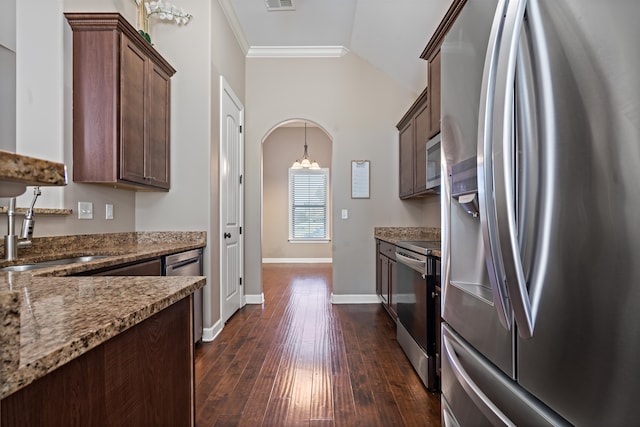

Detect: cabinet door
[399,121,415,198]
[120,37,147,185]
[146,63,171,189]
[91,258,162,276]
[414,100,430,193]
[376,243,382,297]
[429,49,442,138]
[388,258,397,318]
[379,253,389,305]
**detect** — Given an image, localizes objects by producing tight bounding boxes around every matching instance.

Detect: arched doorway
[261,119,333,264]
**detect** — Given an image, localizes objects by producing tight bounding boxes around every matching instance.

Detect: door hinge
[240,227,242,235]
[239,277,243,285]
[239,174,243,184]
[239,125,242,133]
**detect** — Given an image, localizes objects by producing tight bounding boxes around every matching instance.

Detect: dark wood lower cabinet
[376,240,397,319]
[90,257,162,276]
[1,297,194,427]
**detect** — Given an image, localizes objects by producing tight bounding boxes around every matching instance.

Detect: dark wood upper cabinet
[65,13,175,191]
[428,49,441,138]
[397,88,431,199]
[396,0,466,199]
[414,97,430,192]
[398,119,415,198]
[421,0,466,137]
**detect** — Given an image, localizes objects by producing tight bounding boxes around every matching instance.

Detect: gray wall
[245,53,441,298]
[263,125,332,260]
[3,0,137,234]
[0,0,16,152]
[133,0,246,330]
[4,0,246,333]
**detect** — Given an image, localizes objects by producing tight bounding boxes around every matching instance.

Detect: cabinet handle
[144,176,157,180]
[224,232,231,239]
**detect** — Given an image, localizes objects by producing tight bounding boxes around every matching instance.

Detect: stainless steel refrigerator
[440,0,640,425]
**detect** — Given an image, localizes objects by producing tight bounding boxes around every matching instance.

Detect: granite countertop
[0,231,206,399]
[0,150,67,197]
[374,226,442,258]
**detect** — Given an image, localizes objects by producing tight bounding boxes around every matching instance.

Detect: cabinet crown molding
[64,12,176,77]
[421,0,467,61]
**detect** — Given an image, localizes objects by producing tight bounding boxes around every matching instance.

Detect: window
[288,168,330,241]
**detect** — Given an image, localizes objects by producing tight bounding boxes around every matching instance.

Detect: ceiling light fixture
[291,122,320,170]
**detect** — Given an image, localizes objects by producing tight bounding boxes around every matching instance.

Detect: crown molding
[217,0,250,55]
[247,46,350,58]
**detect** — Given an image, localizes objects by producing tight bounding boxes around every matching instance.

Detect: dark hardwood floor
[195,264,441,426]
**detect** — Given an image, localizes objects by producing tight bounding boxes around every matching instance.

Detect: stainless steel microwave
[426,133,441,190]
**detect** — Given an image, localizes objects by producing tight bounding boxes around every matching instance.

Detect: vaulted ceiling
[219,0,451,94]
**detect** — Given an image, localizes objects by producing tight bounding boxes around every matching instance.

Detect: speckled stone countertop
[374,227,441,257]
[0,231,206,399]
[0,150,67,197]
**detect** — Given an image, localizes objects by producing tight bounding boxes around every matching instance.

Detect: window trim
[288,167,330,242]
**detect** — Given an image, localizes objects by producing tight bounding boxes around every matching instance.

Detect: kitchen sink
[0,255,111,272]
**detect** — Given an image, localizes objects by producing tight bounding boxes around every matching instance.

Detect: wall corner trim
[218,0,250,54]
[202,319,223,342]
[330,293,381,304]
[245,293,265,304]
[262,258,332,264]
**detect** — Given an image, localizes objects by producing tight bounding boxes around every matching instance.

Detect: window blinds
[289,168,329,240]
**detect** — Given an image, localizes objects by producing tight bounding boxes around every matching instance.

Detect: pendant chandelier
[291,121,320,170]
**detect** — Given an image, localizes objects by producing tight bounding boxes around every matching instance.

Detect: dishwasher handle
[396,251,427,276]
[166,257,200,273]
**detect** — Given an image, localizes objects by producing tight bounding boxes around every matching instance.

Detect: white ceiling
[221,0,451,93]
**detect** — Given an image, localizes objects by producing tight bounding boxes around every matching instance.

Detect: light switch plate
[105,203,114,220]
[78,202,93,219]
[341,209,349,219]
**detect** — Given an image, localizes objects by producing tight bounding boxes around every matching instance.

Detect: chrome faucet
[4,187,41,261]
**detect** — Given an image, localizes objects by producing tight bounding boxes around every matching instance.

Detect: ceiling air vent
[265,0,295,11]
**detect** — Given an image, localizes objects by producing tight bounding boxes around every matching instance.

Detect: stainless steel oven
[395,240,440,390]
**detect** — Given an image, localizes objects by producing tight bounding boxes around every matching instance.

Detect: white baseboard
[245,293,265,304]
[330,293,381,304]
[262,258,332,264]
[202,319,223,342]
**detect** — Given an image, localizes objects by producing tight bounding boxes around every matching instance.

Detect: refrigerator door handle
[443,327,516,427]
[477,0,513,332]
[491,0,536,339]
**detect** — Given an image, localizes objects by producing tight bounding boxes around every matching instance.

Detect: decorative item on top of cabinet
[397,87,432,199]
[65,13,176,191]
[134,0,193,45]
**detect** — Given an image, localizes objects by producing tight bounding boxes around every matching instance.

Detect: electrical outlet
[106,203,114,220]
[341,209,349,219]
[78,202,93,220]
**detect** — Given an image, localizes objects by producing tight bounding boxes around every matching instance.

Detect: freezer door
[512,0,640,424]
[442,325,568,427]
[441,0,513,377]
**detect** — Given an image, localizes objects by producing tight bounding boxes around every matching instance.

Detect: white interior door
[220,76,244,324]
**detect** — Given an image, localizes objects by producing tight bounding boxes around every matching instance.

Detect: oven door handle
[396,252,426,276]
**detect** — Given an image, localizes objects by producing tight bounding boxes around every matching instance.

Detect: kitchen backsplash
[374,227,440,242]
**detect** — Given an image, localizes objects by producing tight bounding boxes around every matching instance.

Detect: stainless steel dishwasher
[164,248,204,344]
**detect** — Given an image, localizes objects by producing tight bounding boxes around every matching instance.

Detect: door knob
[224,232,231,239]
